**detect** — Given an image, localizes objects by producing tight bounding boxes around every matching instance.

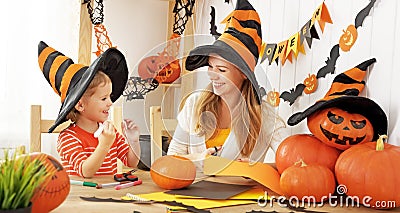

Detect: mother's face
[207,54,246,97]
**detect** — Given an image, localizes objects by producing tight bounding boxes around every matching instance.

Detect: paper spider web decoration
[123,77,159,100]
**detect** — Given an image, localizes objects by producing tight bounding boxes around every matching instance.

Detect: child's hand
[98,120,116,149]
[122,119,140,144]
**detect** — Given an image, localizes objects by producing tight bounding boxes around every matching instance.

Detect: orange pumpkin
[154,58,181,83]
[280,160,336,202]
[30,153,70,213]
[267,90,280,107]
[275,134,341,174]
[339,24,358,52]
[138,55,159,79]
[150,155,196,190]
[307,107,374,150]
[303,74,318,94]
[335,135,400,209]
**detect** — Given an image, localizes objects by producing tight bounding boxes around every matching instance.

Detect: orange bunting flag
[260,1,332,66]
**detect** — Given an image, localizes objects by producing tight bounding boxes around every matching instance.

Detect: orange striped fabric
[59,64,86,102]
[57,124,129,177]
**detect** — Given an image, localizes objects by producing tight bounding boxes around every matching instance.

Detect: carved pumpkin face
[138,56,181,83]
[138,55,159,79]
[267,90,280,107]
[339,25,358,52]
[154,58,181,83]
[30,153,70,213]
[303,74,318,94]
[307,107,374,150]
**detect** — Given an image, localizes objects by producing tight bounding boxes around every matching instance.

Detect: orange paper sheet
[203,156,283,195]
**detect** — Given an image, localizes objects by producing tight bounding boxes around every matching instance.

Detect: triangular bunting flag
[311,3,322,26]
[299,20,311,45]
[273,40,287,65]
[286,32,300,58]
[262,43,277,65]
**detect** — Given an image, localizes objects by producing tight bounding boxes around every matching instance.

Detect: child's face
[80,81,113,123]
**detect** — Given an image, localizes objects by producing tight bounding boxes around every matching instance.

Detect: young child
[38,41,140,177]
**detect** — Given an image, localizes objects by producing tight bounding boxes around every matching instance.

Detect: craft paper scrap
[135,191,256,209]
[203,156,283,195]
[164,180,254,199]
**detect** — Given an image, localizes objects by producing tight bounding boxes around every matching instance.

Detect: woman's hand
[205,146,222,156]
[122,119,140,144]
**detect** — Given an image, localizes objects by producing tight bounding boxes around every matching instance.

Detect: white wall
[0,0,168,156]
[193,0,400,146]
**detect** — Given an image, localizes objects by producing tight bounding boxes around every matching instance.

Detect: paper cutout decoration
[279,84,306,106]
[266,0,378,107]
[316,44,340,78]
[122,77,159,100]
[165,180,253,199]
[203,156,283,195]
[258,2,331,66]
[172,0,195,35]
[210,6,222,39]
[355,0,376,28]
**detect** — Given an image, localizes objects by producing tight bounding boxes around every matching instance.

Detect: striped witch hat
[288,58,387,141]
[185,0,264,104]
[38,41,128,132]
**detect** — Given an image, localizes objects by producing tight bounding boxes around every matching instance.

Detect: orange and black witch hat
[185,0,263,104]
[288,58,387,140]
[38,41,128,132]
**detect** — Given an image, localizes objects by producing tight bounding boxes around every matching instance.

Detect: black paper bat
[316,44,340,79]
[224,0,230,3]
[280,83,306,106]
[355,0,376,28]
[210,6,222,39]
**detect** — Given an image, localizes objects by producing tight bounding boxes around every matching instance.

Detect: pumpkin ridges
[335,138,400,209]
[280,160,336,202]
[276,134,340,174]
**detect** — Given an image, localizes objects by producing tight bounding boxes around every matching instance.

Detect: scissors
[114,169,138,182]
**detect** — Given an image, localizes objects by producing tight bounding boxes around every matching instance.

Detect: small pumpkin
[150,155,196,190]
[154,58,181,83]
[335,135,400,209]
[280,159,336,202]
[267,89,280,107]
[138,55,159,79]
[307,107,374,150]
[339,24,358,52]
[303,74,318,94]
[275,134,341,174]
[30,153,70,213]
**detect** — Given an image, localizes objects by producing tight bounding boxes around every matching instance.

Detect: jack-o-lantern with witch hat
[288,58,388,150]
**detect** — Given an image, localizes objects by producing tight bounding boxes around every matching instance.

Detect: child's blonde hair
[66,71,111,122]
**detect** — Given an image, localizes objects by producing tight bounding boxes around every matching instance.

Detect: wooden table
[54,170,399,213]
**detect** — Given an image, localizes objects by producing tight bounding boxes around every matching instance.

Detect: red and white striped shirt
[57,124,130,177]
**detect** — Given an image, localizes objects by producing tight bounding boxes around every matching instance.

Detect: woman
[167,0,286,163]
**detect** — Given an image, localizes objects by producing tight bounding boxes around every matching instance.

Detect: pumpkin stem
[376,135,388,151]
[295,159,307,167]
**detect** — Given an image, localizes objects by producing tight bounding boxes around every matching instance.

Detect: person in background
[38,41,140,177]
[167,0,286,164]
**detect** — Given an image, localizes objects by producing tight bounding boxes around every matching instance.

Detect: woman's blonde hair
[66,71,111,122]
[192,79,262,157]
